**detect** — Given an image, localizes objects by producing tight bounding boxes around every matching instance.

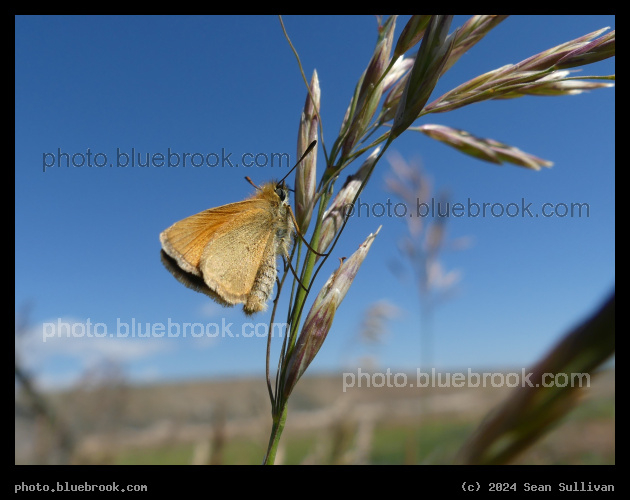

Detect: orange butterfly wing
[160,197,276,303]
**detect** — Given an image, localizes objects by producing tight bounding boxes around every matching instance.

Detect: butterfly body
[160,181,293,315]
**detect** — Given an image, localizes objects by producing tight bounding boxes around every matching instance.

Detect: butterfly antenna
[279,140,317,185]
[245,176,261,190]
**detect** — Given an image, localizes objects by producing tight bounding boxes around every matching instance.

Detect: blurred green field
[28,368,609,465]
[112,408,613,465]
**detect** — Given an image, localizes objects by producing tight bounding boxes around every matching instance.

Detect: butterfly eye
[275,186,286,201]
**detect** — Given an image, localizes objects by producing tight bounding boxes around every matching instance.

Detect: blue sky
[15,15,615,389]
